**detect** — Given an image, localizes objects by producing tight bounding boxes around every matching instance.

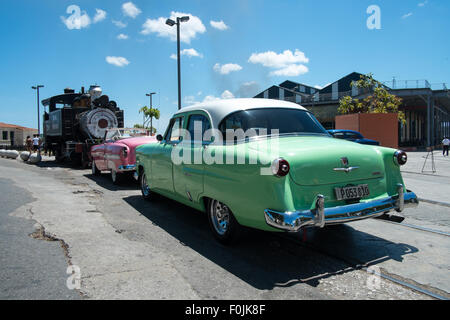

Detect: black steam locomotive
[42,85,124,166]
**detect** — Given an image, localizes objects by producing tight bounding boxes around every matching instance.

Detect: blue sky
[0,0,449,132]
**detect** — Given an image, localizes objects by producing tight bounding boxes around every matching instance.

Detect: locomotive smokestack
[81,86,85,94]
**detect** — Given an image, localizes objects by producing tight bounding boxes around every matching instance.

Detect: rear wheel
[111,169,122,184]
[91,161,100,175]
[207,199,242,245]
[140,171,154,201]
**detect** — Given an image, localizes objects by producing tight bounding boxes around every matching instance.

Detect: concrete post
[427,95,431,147]
[431,97,435,146]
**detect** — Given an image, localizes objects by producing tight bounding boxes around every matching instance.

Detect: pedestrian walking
[32,134,41,153]
[443,137,450,157]
[26,136,33,153]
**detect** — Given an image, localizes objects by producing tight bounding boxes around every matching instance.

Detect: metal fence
[284,88,372,104]
[282,80,448,105]
[381,80,448,91]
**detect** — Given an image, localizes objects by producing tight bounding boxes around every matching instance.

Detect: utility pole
[32,85,44,153]
[146,92,156,135]
[166,16,190,110]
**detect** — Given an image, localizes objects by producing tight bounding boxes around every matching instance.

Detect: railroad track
[274,229,450,300]
[378,219,450,237]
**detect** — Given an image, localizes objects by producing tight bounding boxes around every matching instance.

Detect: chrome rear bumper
[264,184,419,232]
[118,164,136,171]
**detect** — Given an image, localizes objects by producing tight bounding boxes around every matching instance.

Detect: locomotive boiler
[42,85,124,166]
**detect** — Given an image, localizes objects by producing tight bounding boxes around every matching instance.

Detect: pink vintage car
[90,128,157,184]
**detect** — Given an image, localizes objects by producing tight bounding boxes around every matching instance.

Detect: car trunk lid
[249,135,385,186]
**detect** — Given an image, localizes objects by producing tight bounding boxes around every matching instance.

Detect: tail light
[271,158,290,177]
[122,147,128,158]
[394,150,407,166]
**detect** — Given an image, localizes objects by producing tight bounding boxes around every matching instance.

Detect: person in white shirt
[32,134,41,152]
[443,137,450,157]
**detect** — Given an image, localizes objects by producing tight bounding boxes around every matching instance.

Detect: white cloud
[117,33,129,40]
[213,63,242,75]
[248,49,309,68]
[269,64,309,77]
[112,20,127,28]
[141,12,206,44]
[184,91,233,105]
[248,49,310,77]
[418,0,428,7]
[122,2,141,19]
[93,9,107,23]
[106,56,130,67]
[184,95,197,105]
[221,90,235,99]
[61,5,91,30]
[203,95,221,102]
[402,12,413,19]
[210,20,229,30]
[237,81,260,98]
[170,48,203,60]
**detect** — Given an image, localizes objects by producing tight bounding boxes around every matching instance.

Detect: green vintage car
[135,98,418,244]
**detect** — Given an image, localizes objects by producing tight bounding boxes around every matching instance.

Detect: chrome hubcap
[142,174,150,196]
[210,200,230,235]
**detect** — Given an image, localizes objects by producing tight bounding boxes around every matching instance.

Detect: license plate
[335,184,370,200]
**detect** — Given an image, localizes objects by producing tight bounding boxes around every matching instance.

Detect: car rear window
[218,108,328,140]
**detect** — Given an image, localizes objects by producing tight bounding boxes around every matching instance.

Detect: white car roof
[173,98,307,129]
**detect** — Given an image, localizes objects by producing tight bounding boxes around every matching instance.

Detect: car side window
[186,114,211,142]
[164,117,183,143]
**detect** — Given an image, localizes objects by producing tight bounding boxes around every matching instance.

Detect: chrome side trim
[264,190,419,232]
[333,166,360,173]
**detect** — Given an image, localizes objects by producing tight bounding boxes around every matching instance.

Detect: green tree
[138,106,160,135]
[338,73,405,123]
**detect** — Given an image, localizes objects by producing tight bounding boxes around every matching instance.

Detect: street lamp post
[31,85,44,152]
[166,16,190,110]
[146,92,156,135]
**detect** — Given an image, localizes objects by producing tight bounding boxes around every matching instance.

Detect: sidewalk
[401,151,450,206]
[402,151,450,177]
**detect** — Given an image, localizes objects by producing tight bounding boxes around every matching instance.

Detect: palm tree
[139,106,160,135]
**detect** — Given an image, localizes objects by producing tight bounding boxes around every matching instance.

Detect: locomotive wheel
[55,149,65,163]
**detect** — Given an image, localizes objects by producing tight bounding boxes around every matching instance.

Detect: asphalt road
[0,176,80,299]
[0,154,448,300]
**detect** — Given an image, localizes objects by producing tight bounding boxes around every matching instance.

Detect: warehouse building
[0,122,37,147]
[254,72,450,148]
